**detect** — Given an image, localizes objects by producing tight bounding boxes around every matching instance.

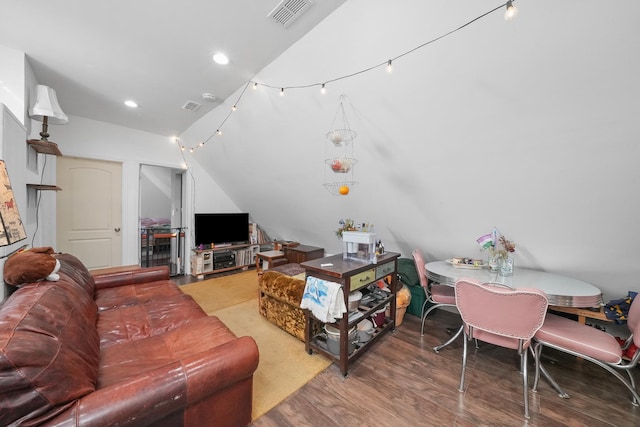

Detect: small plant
[335,219,356,238]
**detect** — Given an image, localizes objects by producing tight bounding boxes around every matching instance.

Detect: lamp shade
[29,85,69,125]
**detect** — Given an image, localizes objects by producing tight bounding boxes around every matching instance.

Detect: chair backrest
[412,249,429,288]
[626,295,640,347]
[455,279,548,341]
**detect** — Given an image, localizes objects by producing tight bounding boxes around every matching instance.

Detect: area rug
[180,271,331,420]
[180,270,258,311]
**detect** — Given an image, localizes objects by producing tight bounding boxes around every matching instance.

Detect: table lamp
[28,85,68,142]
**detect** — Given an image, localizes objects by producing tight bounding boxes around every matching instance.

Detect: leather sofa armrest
[93,266,170,290]
[44,336,259,426]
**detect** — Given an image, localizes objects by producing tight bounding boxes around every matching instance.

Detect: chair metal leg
[532,342,576,399]
[458,332,468,392]
[433,325,463,353]
[420,303,441,336]
[534,341,640,405]
[521,350,530,419]
[626,370,640,406]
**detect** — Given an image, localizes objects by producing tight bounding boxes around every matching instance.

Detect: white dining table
[425,261,603,308]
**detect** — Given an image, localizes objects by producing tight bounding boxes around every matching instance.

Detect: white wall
[3,1,638,303]
[140,165,172,220]
[0,46,25,124]
[51,115,241,265]
[179,0,640,301]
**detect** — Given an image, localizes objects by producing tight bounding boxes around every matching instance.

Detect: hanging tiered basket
[326,129,357,147]
[324,95,358,196]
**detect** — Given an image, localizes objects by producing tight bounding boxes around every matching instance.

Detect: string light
[178,3,513,154]
[504,1,518,21]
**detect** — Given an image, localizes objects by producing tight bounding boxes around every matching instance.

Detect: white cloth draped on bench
[300,276,347,323]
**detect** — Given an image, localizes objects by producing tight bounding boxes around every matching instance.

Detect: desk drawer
[376,262,395,279]
[350,268,376,291]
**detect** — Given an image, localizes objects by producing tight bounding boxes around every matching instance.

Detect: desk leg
[304,310,312,355]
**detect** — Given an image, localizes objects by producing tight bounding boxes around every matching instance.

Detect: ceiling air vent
[182,100,202,112]
[268,0,314,28]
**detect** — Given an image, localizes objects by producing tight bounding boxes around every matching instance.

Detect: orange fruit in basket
[338,185,349,195]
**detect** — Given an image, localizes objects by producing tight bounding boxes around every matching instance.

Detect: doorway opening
[139,164,185,276]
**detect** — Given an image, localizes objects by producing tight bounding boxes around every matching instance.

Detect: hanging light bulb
[232,105,237,112]
[504,1,518,21]
[320,83,327,95]
[387,60,393,73]
[216,129,222,135]
[253,82,258,90]
[280,88,285,96]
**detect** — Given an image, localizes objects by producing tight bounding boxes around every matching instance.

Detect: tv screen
[194,213,250,247]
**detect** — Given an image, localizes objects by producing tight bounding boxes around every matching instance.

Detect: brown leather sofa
[0,253,259,427]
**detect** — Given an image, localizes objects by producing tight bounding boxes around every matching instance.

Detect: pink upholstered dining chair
[412,249,461,352]
[532,296,640,405]
[455,279,548,419]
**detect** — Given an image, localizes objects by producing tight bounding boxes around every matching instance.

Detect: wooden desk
[302,252,400,376]
[283,244,324,264]
[548,305,611,324]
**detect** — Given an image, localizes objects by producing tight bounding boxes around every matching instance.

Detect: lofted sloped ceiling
[0,0,346,136]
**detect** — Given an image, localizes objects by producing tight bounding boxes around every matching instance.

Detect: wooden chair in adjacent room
[532,295,640,406]
[412,248,461,352]
[455,279,548,419]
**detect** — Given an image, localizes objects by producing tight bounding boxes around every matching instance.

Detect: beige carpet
[180,271,331,420]
[180,270,259,311]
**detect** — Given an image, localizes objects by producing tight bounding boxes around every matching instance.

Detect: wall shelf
[26,139,63,156]
[27,184,62,191]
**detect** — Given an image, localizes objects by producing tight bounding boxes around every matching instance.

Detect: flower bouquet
[476,228,516,274]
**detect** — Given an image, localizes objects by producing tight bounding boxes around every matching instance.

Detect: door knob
[114,227,121,232]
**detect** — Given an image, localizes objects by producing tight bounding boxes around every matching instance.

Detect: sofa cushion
[95,278,184,311]
[0,280,100,426]
[269,263,305,277]
[97,292,207,348]
[98,316,239,388]
[260,270,305,306]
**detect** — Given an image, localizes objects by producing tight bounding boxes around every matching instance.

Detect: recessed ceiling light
[212,53,229,65]
[124,100,138,108]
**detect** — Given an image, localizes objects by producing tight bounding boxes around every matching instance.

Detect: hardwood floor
[251,310,640,427]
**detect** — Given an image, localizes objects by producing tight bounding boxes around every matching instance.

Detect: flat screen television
[194,213,250,247]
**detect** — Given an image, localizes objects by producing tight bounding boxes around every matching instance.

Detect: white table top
[425,261,603,308]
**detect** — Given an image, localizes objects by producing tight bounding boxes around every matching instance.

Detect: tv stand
[190,243,262,279]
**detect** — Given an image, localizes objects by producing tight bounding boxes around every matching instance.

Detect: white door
[56,157,122,269]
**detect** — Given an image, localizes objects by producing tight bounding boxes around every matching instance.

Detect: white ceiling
[1,0,346,136]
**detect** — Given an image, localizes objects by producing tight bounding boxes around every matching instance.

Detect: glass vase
[499,256,514,277]
[488,252,499,272]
